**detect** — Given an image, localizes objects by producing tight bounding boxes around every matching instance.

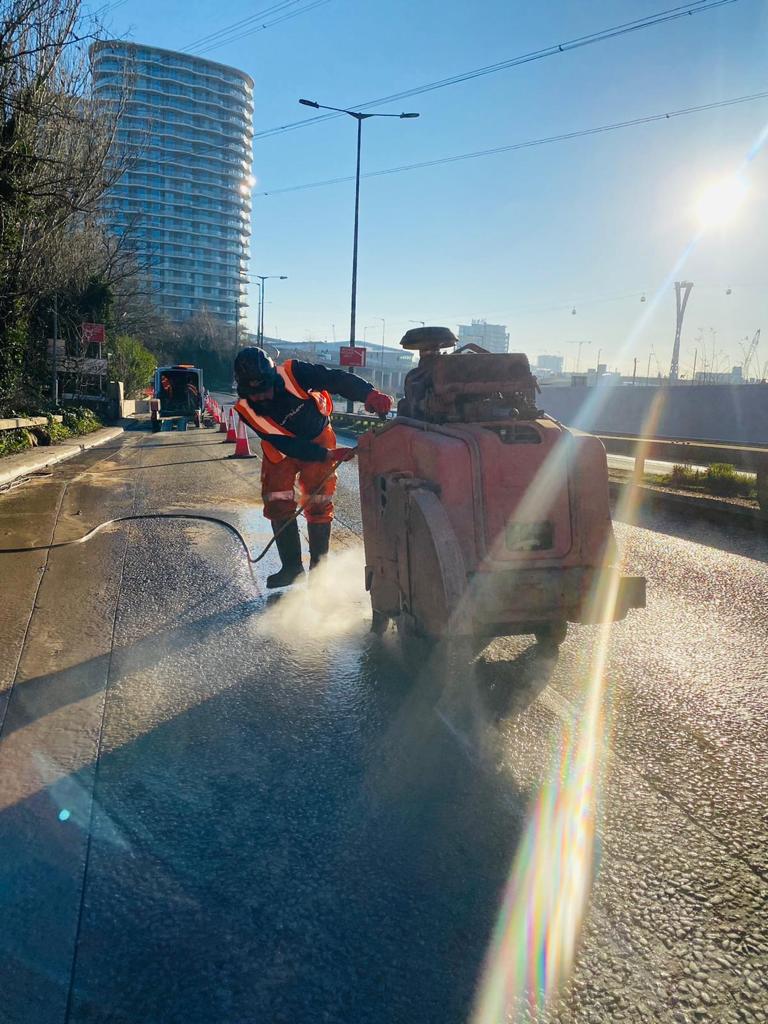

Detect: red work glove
[327,447,357,463]
[364,390,392,417]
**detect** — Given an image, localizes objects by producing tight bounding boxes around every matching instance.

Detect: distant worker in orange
[233,347,392,588]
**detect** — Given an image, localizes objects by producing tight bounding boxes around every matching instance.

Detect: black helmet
[234,347,277,395]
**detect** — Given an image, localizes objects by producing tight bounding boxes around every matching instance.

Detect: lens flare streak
[470,398,664,1022]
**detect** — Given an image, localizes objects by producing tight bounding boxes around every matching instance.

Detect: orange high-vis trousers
[260,424,337,524]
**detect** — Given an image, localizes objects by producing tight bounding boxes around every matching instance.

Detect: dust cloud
[254,545,370,645]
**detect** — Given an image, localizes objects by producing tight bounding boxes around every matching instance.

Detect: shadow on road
[0,524,563,1024]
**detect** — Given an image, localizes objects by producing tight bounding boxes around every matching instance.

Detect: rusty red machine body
[357,329,645,649]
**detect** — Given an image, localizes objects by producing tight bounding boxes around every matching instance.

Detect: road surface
[0,420,766,1024]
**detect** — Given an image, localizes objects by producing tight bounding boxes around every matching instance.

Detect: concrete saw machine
[357,328,645,653]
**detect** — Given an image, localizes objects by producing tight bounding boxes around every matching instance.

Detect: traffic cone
[219,406,229,433]
[231,416,254,458]
[225,408,237,443]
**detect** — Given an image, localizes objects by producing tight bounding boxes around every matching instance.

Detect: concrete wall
[121,399,150,417]
[539,383,768,444]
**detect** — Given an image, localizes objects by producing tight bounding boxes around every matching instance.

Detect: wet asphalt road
[0,420,766,1024]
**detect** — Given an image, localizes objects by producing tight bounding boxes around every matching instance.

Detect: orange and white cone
[231,416,254,458]
[218,406,229,433]
[225,408,237,443]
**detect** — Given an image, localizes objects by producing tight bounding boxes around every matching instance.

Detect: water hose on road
[0,455,353,584]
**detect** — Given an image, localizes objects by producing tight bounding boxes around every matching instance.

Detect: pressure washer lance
[0,450,357,586]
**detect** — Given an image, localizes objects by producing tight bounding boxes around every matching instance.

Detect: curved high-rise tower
[91,41,253,328]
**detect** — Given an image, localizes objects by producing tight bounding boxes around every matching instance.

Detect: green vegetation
[108,335,157,399]
[659,462,757,501]
[61,406,101,435]
[0,429,34,459]
[0,0,135,415]
[0,407,102,459]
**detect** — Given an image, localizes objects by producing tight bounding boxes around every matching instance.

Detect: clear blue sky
[107,0,768,375]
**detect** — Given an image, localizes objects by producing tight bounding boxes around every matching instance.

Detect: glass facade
[90,41,253,326]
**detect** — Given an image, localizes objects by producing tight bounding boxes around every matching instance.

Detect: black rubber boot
[307,521,331,569]
[266,519,304,588]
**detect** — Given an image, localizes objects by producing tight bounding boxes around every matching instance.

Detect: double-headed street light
[299,98,419,408]
[255,274,287,347]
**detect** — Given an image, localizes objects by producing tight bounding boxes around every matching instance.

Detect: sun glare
[695,175,748,229]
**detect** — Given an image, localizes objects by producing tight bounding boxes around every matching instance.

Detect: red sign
[82,322,105,345]
[340,345,366,367]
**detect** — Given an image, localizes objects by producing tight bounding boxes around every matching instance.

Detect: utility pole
[669,280,693,382]
[632,357,637,385]
[691,348,697,384]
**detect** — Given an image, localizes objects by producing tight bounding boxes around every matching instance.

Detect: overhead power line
[253,0,740,140]
[184,0,306,50]
[183,0,332,56]
[256,89,768,196]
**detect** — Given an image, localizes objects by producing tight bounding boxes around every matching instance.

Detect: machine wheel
[534,620,568,654]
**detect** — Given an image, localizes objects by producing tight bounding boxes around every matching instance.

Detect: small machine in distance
[150,365,206,432]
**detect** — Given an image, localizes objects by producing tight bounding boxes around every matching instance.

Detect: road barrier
[331,413,767,510]
[331,412,380,435]
[0,415,63,431]
[597,433,768,509]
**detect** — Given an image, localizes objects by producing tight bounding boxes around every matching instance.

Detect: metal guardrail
[596,432,768,472]
[331,412,381,434]
[597,434,768,511]
[332,413,768,509]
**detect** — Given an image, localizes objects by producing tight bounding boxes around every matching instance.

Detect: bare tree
[0,0,133,409]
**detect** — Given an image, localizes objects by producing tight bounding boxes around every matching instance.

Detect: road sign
[340,345,366,367]
[82,322,105,345]
[60,357,108,374]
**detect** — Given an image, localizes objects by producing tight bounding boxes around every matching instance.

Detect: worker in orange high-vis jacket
[233,347,392,588]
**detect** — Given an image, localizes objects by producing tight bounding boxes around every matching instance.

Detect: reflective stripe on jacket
[234,360,333,463]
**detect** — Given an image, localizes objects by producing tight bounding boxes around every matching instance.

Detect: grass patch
[658,462,757,501]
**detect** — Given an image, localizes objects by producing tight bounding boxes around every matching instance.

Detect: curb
[609,478,767,532]
[0,426,124,490]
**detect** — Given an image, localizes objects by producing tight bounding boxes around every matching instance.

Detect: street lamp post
[255,275,287,347]
[567,339,591,373]
[299,98,419,409]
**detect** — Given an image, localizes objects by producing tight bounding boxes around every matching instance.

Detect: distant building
[91,41,254,327]
[274,341,416,395]
[458,320,509,354]
[536,354,564,374]
[694,366,744,384]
